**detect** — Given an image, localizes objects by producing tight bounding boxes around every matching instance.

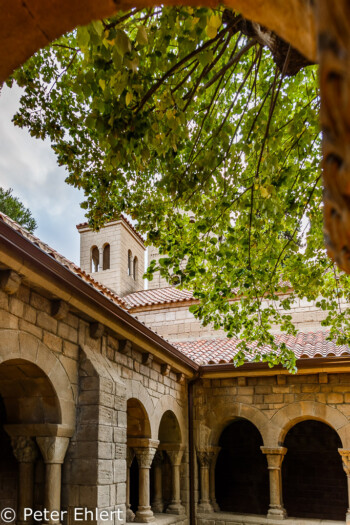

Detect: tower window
[91,246,99,272]
[103,244,110,270]
[128,250,132,276]
[133,256,138,281]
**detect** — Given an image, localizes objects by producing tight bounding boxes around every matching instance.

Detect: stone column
[261,447,287,519]
[127,448,135,522]
[339,449,350,524]
[197,450,214,513]
[166,447,185,515]
[134,446,158,523]
[151,451,164,514]
[209,446,221,512]
[11,436,38,525]
[36,437,70,525]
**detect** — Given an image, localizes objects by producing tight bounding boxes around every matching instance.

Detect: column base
[135,506,155,523]
[267,507,287,520]
[197,502,214,513]
[346,511,350,525]
[211,501,220,512]
[151,502,164,513]
[126,508,135,522]
[166,502,185,515]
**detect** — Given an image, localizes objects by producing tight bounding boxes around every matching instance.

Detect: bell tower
[77,216,145,297]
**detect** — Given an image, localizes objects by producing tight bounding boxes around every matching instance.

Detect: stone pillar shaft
[209,446,221,512]
[10,437,38,525]
[36,437,69,525]
[261,447,287,520]
[151,451,163,514]
[166,447,185,515]
[197,450,214,513]
[134,446,158,523]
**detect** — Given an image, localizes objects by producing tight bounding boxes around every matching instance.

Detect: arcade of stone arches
[1,351,350,523]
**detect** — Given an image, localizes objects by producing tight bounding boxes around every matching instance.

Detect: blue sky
[0,85,85,264]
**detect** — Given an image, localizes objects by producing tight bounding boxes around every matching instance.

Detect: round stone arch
[268,401,350,448]
[0,329,76,430]
[152,395,186,444]
[126,379,155,438]
[209,402,270,446]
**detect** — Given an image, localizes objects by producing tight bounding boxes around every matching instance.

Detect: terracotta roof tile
[174,332,350,365]
[0,212,128,309]
[124,286,195,308]
[76,214,145,246]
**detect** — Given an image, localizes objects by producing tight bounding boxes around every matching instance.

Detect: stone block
[264,394,283,404]
[70,458,98,485]
[115,483,126,504]
[58,322,78,343]
[79,485,98,507]
[99,425,114,443]
[301,384,320,393]
[113,459,126,483]
[37,311,57,333]
[30,291,51,313]
[0,309,18,329]
[43,331,62,353]
[19,318,42,339]
[97,460,114,485]
[328,392,344,404]
[63,340,79,360]
[8,296,24,317]
[98,442,114,460]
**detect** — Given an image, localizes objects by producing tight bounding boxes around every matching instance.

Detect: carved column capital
[153,450,163,467]
[127,447,135,468]
[134,447,158,469]
[197,449,214,468]
[11,436,38,463]
[36,436,69,464]
[261,447,287,469]
[339,449,350,475]
[166,447,184,467]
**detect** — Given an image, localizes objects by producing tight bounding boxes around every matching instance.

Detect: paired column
[166,446,185,515]
[209,446,220,512]
[134,444,158,523]
[126,448,136,522]
[11,436,38,525]
[36,437,69,525]
[197,449,214,513]
[339,449,350,524]
[261,447,287,519]
[151,451,164,514]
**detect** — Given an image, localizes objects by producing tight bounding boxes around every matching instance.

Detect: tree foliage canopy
[7,6,349,370]
[0,187,37,233]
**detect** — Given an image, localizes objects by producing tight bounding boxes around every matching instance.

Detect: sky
[0,85,85,264]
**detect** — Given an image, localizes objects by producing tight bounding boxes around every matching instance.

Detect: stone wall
[132,295,336,343]
[0,279,189,525]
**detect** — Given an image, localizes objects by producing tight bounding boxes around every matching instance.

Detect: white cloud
[0,85,85,264]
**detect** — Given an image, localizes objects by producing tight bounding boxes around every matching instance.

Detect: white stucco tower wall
[77,216,145,297]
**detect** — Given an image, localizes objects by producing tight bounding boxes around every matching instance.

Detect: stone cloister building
[1,213,350,525]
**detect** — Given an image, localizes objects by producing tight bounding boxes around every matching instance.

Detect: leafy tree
[7,6,348,369]
[0,187,37,233]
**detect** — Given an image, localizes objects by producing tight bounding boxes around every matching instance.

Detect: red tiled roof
[124,286,195,308]
[174,332,350,365]
[76,214,145,246]
[0,212,128,309]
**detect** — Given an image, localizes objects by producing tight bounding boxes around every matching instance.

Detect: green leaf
[115,29,132,57]
[136,26,148,45]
